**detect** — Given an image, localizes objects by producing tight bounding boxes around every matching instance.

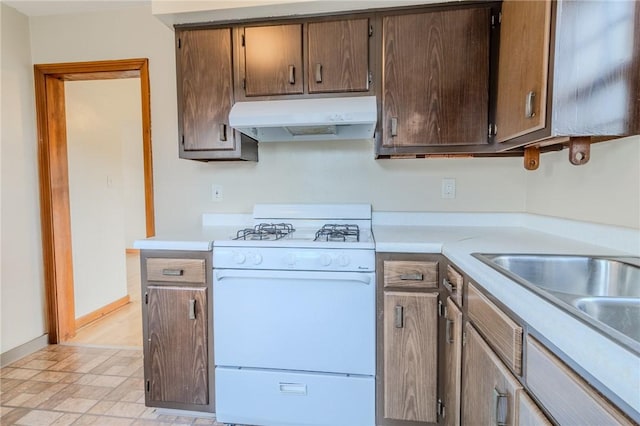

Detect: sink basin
[574,297,640,343]
[474,254,640,350]
[478,254,640,297]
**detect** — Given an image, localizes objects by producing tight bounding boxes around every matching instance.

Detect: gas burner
[314,224,360,242]
[234,223,295,241]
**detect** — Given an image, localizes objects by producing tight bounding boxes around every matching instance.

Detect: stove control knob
[233,252,246,264]
[285,253,297,266]
[252,253,263,265]
[319,254,332,267]
[337,255,350,267]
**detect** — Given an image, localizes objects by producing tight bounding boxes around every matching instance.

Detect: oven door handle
[214,269,372,285]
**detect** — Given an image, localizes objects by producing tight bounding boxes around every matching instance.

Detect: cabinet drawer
[526,337,634,425]
[444,264,464,307]
[383,260,438,289]
[467,282,523,375]
[146,258,206,284]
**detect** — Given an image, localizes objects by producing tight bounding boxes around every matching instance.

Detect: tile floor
[0,344,225,425]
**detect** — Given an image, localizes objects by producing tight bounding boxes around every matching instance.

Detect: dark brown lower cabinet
[147,286,208,405]
[141,250,214,413]
[461,323,522,425]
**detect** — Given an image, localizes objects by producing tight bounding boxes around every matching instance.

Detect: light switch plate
[441,178,456,199]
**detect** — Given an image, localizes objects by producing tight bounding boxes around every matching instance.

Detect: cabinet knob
[394,305,404,328]
[288,65,296,84]
[525,91,536,118]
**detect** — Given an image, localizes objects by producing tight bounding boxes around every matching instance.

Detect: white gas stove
[213,204,375,426]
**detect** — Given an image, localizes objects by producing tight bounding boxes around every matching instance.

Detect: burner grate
[234,223,295,241]
[314,224,360,242]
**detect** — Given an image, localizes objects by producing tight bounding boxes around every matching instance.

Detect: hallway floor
[67,252,143,347]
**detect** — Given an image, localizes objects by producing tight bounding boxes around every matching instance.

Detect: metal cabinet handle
[445,319,454,344]
[442,278,456,294]
[493,388,508,426]
[400,273,423,281]
[390,117,398,137]
[394,305,404,328]
[314,63,322,83]
[288,65,296,84]
[189,299,196,320]
[162,269,184,276]
[525,91,536,118]
[219,123,227,142]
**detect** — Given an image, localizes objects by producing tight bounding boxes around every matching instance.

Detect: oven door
[213,269,375,376]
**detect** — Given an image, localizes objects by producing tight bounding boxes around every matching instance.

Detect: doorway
[34,59,154,344]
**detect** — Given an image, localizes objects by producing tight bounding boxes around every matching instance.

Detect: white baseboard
[0,334,49,367]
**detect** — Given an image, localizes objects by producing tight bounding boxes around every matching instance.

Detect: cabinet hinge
[437,398,446,419]
[488,123,497,137]
[242,78,246,90]
[368,71,373,85]
[241,34,245,47]
[144,292,148,304]
[438,299,447,318]
[146,380,150,392]
[180,135,185,146]
[368,24,373,37]
[177,38,181,49]
[462,331,467,346]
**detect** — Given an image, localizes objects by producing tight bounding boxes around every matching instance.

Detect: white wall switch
[212,184,223,202]
[441,178,456,199]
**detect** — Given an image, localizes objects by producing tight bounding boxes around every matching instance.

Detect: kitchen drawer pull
[279,382,307,395]
[394,305,404,328]
[493,387,508,426]
[189,299,196,320]
[390,117,398,137]
[525,91,536,118]
[445,318,454,344]
[288,65,296,84]
[442,278,455,293]
[315,63,322,83]
[400,273,423,281]
[162,269,184,276]
[219,123,227,142]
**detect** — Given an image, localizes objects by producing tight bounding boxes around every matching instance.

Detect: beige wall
[526,135,640,230]
[1,3,47,353]
[65,79,144,318]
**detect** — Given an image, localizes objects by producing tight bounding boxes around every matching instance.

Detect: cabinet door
[244,24,303,96]
[383,291,438,423]
[382,7,490,148]
[495,0,551,142]
[462,323,522,426]
[516,389,552,426]
[443,297,462,426]
[177,28,234,152]
[147,285,209,406]
[308,19,369,93]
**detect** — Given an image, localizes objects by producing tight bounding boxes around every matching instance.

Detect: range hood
[228,96,377,142]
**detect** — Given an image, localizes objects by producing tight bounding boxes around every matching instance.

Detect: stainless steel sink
[474,254,640,350]
[478,254,640,297]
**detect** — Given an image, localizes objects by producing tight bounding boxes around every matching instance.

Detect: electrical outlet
[441,178,456,199]
[212,184,223,202]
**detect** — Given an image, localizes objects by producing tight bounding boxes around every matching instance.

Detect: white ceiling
[3,0,150,17]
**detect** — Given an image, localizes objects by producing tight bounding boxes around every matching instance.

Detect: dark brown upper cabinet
[308,19,370,93]
[243,24,304,96]
[379,5,492,156]
[176,28,257,161]
[495,0,640,148]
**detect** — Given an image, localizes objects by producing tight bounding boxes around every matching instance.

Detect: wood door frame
[34,58,155,343]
